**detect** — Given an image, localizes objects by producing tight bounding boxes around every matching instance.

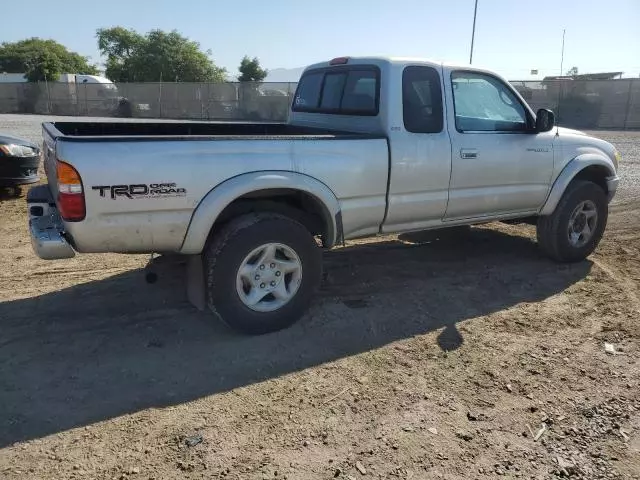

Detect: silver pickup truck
[28,56,621,334]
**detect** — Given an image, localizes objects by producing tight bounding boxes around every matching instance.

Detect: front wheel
[537,180,608,262]
[204,213,322,335]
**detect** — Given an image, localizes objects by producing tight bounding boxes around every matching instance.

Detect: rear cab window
[293,66,380,116]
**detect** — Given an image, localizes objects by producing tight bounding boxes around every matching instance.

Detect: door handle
[460,148,478,159]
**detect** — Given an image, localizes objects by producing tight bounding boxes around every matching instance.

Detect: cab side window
[402,66,443,133]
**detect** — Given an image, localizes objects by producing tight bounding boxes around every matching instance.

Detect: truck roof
[304,56,443,71]
[305,56,471,70]
[301,56,517,89]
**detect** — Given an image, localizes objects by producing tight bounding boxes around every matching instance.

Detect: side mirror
[535,108,555,132]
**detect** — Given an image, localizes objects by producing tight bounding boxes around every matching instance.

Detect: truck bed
[45,122,379,141]
[41,119,390,254]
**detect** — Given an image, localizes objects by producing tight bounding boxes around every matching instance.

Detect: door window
[451,71,529,132]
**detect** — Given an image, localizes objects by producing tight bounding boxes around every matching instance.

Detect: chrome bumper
[27,185,75,260]
[606,175,620,202]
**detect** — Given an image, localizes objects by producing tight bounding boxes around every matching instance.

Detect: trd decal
[92,183,187,199]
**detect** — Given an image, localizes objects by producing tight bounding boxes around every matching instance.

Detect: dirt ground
[0,115,638,480]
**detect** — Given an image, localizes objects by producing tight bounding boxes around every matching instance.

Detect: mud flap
[186,254,205,311]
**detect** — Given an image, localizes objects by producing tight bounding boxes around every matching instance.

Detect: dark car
[0,134,40,189]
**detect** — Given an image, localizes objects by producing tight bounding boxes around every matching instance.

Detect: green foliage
[238,56,268,82]
[0,38,98,82]
[96,28,226,82]
[565,66,579,77]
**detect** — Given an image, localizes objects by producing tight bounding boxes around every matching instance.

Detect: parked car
[0,133,40,192]
[27,56,621,334]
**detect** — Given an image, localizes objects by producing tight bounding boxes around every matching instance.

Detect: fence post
[45,80,51,114]
[287,82,292,122]
[206,82,211,120]
[200,84,204,120]
[623,79,633,130]
[74,81,79,116]
[158,81,163,118]
[84,83,88,116]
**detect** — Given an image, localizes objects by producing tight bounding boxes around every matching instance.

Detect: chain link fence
[511,79,640,129]
[0,79,638,128]
[0,82,297,122]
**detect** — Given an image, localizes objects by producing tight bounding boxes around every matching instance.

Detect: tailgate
[42,122,62,196]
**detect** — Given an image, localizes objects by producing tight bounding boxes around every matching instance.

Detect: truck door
[382,65,452,232]
[444,70,555,219]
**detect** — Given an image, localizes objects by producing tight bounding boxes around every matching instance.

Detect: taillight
[56,160,85,221]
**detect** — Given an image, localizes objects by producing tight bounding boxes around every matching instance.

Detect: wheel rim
[567,200,598,248]
[235,243,303,312]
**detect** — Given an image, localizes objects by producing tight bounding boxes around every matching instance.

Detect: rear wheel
[204,213,322,334]
[537,180,608,262]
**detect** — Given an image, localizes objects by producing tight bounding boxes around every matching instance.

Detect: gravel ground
[0,114,639,480]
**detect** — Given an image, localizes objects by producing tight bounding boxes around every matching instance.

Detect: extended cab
[28,56,621,334]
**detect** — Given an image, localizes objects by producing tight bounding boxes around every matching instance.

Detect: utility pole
[469,0,479,64]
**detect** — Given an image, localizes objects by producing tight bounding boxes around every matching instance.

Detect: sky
[2,0,639,80]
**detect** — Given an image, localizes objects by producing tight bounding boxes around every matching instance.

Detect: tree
[238,56,268,82]
[97,27,144,82]
[565,66,579,77]
[0,38,98,81]
[96,27,226,82]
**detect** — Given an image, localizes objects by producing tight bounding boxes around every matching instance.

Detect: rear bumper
[27,185,75,260]
[606,175,620,202]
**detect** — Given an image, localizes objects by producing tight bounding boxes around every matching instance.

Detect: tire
[537,180,608,262]
[204,213,322,335]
